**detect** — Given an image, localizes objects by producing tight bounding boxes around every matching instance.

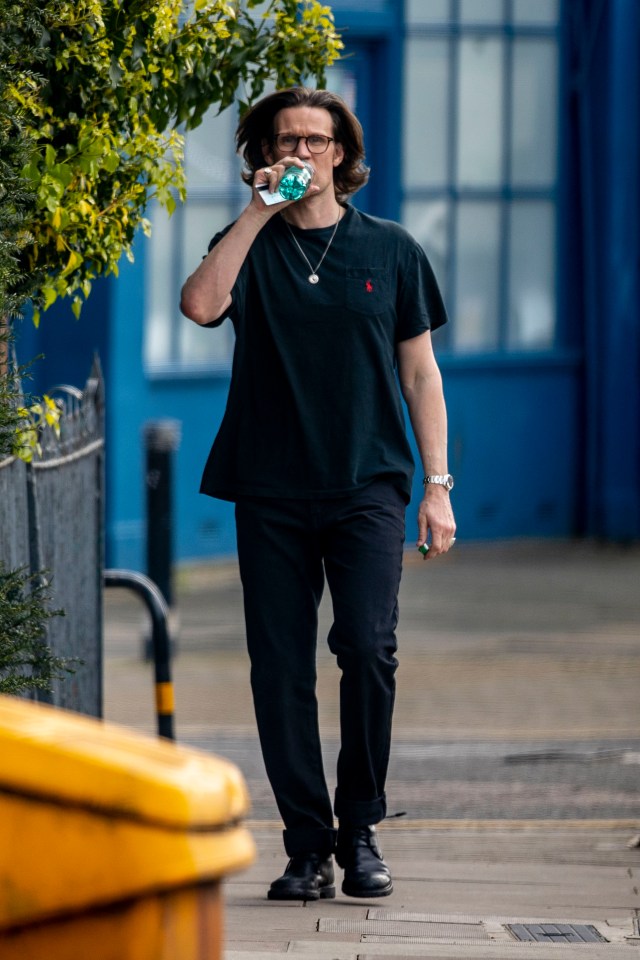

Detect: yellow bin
[0,695,255,960]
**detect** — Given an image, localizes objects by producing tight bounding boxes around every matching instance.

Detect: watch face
[445,475,454,491]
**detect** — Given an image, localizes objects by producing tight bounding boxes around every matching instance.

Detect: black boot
[268,854,336,901]
[336,825,393,898]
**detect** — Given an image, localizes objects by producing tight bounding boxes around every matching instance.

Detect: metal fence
[0,358,104,716]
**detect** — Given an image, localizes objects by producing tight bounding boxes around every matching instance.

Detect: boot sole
[268,885,336,901]
[341,880,393,898]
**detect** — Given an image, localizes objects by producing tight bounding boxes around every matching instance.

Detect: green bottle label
[279,164,313,201]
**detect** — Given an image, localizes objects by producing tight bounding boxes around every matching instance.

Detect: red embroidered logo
[365,279,373,293]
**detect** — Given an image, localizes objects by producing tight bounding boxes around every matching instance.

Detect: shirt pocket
[344,268,392,317]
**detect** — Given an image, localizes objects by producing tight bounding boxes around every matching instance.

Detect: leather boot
[335,825,393,898]
[268,854,336,901]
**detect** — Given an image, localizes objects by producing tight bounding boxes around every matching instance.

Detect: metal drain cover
[507,923,608,943]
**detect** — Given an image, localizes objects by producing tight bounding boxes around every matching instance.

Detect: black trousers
[235,480,405,858]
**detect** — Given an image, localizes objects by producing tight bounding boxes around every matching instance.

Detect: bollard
[143,419,181,609]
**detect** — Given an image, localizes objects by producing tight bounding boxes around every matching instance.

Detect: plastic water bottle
[256,162,314,206]
[278,162,314,201]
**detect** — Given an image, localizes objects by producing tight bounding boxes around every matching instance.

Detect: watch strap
[423,474,454,491]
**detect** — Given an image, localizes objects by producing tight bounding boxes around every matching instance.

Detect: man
[180,87,456,901]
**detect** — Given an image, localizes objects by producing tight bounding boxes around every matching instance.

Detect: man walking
[180,87,456,900]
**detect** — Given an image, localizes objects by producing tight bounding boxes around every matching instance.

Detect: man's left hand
[417,485,456,559]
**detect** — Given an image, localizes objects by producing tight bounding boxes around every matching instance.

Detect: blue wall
[15,280,111,398]
[597,0,640,538]
[433,355,582,540]
[568,0,640,540]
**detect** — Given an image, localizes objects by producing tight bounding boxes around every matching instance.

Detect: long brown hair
[236,87,370,202]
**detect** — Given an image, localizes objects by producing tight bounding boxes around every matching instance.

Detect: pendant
[308,274,319,284]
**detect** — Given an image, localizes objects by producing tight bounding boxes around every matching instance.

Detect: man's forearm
[402,365,449,479]
[180,204,270,325]
[398,333,456,555]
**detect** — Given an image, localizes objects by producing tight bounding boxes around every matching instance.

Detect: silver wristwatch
[423,474,454,492]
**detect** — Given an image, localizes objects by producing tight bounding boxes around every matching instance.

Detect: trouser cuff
[283,827,337,858]
[334,792,387,827]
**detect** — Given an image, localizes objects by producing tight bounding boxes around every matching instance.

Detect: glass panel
[513,0,558,25]
[179,308,235,366]
[325,62,358,114]
[144,204,175,366]
[460,0,504,24]
[185,106,236,190]
[402,199,449,295]
[404,39,449,187]
[181,200,231,274]
[511,39,558,186]
[508,201,555,350]
[179,202,234,364]
[453,202,500,351]
[405,0,450,24]
[456,37,504,186]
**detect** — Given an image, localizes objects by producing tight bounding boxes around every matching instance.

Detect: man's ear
[333,142,345,167]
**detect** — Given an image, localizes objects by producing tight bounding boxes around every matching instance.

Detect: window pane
[402,199,449,296]
[508,201,555,350]
[179,202,234,364]
[513,0,558,25]
[144,205,175,366]
[511,39,558,186]
[456,37,504,186]
[454,202,500,351]
[185,107,236,190]
[181,201,231,275]
[326,62,358,114]
[405,0,450,24]
[460,0,504,24]
[145,201,235,368]
[179,308,235,367]
[404,39,449,187]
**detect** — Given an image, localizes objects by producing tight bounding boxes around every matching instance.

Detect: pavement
[103,539,640,958]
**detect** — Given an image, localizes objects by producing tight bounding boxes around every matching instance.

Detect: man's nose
[296,137,313,159]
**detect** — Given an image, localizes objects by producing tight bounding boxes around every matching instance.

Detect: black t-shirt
[199,204,447,503]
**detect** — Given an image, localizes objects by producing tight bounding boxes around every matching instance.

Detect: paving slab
[221,825,640,957]
[102,540,640,958]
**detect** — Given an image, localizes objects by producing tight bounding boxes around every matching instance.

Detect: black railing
[0,358,105,716]
[103,569,175,740]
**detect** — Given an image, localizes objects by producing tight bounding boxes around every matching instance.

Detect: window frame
[401,0,562,357]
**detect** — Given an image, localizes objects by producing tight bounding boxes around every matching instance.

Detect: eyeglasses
[273,134,335,155]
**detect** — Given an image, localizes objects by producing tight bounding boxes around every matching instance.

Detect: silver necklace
[284,212,341,284]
